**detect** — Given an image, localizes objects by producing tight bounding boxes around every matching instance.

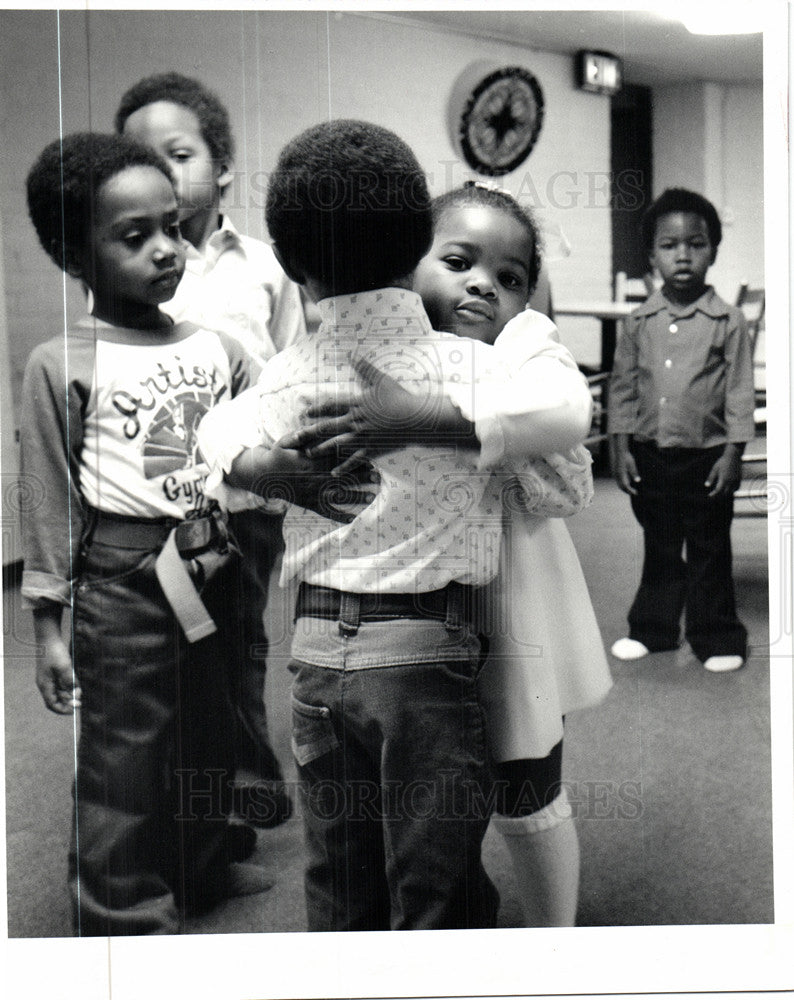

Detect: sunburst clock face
[455,66,545,177]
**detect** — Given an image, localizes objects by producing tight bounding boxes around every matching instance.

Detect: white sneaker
[610,637,650,660]
[703,655,744,672]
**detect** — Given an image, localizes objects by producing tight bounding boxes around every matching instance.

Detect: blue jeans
[70,514,244,934]
[290,611,499,931]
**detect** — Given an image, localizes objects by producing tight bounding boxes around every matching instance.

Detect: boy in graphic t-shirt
[20,132,284,934]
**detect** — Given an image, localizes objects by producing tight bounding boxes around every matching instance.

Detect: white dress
[476,310,613,761]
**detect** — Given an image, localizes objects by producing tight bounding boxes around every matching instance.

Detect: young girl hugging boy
[197,120,602,930]
[281,179,611,926]
[21,133,268,935]
[414,182,612,926]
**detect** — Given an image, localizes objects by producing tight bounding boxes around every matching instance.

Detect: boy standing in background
[609,188,755,673]
[117,73,304,821]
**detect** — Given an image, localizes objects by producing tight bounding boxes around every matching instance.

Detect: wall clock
[449,64,545,177]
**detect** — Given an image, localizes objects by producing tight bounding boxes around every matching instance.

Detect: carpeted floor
[3,475,774,936]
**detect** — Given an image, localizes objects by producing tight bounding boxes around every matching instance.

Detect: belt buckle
[175,516,213,555]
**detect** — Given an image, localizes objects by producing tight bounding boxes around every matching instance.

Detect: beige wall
[0,9,765,430]
[653,80,764,301]
[1,8,614,404]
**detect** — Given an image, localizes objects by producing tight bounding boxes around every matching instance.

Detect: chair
[734,281,766,415]
[614,270,657,303]
[734,282,767,510]
[735,282,766,350]
[586,271,657,469]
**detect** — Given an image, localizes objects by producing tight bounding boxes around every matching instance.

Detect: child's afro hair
[115,71,233,165]
[641,187,722,253]
[265,119,433,294]
[27,132,174,272]
[432,181,544,300]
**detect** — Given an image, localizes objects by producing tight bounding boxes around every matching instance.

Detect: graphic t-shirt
[20,317,256,608]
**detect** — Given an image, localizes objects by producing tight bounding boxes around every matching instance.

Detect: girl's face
[413,203,533,344]
[83,165,185,326]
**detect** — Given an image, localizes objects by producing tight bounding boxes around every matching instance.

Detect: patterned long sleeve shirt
[197,289,593,594]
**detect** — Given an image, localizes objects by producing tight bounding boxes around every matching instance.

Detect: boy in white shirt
[117,73,304,823]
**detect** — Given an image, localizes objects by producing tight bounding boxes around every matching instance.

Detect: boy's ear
[59,242,84,280]
[272,242,305,286]
[215,163,234,192]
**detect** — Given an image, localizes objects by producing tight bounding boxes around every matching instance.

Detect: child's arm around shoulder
[213,326,263,397]
[196,353,373,523]
[479,310,594,517]
[472,308,593,468]
[242,235,307,351]
[196,380,277,512]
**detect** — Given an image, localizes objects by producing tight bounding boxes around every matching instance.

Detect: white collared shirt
[197,289,592,594]
[163,215,306,366]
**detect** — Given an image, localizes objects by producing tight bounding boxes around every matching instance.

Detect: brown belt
[295,581,475,636]
[84,506,227,555]
[84,506,229,643]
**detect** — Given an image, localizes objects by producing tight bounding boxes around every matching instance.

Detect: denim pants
[290,610,499,931]
[227,510,285,784]
[628,441,747,660]
[70,519,244,935]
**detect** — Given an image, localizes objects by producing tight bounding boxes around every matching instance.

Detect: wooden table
[554,301,636,373]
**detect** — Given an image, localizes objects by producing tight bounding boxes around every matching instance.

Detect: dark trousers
[70,522,245,935]
[227,510,285,785]
[627,440,747,661]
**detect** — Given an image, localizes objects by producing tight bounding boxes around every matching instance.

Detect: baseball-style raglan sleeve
[723,308,756,443]
[19,337,92,609]
[214,328,262,396]
[607,311,641,434]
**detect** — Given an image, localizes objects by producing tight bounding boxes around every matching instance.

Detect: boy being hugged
[197,119,592,931]
[609,188,755,673]
[116,72,304,823]
[22,133,268,935]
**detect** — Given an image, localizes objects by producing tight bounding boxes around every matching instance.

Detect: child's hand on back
[282,356,476,475]
[228,442,376,523]
[609,434,641,496]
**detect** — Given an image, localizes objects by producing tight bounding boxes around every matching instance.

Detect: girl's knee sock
[491,786,579,927]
